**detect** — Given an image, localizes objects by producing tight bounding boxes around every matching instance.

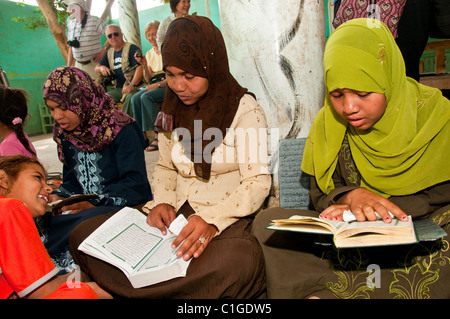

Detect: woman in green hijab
[253,18,450,299]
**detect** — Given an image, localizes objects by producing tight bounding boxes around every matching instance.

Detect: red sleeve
[0,197,59,298]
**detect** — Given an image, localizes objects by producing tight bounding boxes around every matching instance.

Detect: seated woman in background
[253,18,450,299]
[69,16,271,298]
[0,155,108,299]
[132,20,166,152]
[42,66,152,273]
[0,86,37,158]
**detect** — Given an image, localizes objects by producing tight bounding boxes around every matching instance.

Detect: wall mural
[219,0,326,142]
[219,0,326,203]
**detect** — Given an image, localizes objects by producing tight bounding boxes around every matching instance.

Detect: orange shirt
[0,196,60,298]
[0,196,98,299]
[0,196,97,299]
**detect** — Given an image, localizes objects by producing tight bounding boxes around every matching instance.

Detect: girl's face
[175,0,190,17]
[46,99,81,131]
[165,66,209,106]
[3,164,52,218]
[145,27,158,48]
[329,89,387,130]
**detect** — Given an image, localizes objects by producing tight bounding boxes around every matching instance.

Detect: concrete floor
[30,133,159,181]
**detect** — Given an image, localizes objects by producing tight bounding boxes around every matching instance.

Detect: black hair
[170,0,182,13]
[0,86,37,157]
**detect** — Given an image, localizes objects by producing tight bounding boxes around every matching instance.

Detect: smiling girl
[0,155,102,299]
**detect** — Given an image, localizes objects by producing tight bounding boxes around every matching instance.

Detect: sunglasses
[107,32,120,39]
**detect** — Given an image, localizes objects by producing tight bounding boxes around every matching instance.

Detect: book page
[103,223,166,269]
[79,207,177,275]
[337,217,414,238]
[139,238,179,270]
[270,215,342,234]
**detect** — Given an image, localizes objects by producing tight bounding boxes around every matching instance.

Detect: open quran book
[267,214,446,248]
[78,207,191,288]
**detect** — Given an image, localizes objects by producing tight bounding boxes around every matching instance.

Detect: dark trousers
[396,0,432,82]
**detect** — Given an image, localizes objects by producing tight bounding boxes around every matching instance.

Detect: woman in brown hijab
[69,16,271,298]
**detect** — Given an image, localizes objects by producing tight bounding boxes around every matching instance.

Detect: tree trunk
[36,0,68,64]
[101,0,115,21]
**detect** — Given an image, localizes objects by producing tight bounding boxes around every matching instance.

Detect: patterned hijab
[43,66,134,163]
[158,16,251,180]
[301,19,450,197]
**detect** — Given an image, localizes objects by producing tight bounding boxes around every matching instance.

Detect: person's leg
[69,205,266,298]
[396,0,432,81]
[106,88,122,103]
[141,88,165,151]
[140,87,165,132]
[121,91,139,117]
[131,89,146,130]
[252,207,336,298]
[76,61,101,83]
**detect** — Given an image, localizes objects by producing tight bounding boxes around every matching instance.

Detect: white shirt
[67,15,106,62]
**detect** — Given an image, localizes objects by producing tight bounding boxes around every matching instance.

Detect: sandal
[145,139,158,152]
[144,138,150,149]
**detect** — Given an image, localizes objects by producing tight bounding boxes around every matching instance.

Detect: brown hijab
[158,15,251,180]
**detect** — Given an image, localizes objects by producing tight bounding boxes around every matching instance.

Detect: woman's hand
[146,203,176,235]
[147,203,217,260]
[320,188,408,223]
[171,215,217,261]
[145,83,159,91]
[134,52,147,66]
[49,194,63,203]
[64,201,95,214]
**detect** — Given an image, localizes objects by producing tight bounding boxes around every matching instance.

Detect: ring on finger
[198,237,206,244]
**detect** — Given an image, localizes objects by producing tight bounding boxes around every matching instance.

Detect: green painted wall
[0,0,220,136]
[138,0,221,54]
[0,0,66,136]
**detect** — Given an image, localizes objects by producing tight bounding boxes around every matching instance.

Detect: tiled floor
[30,133,159,180]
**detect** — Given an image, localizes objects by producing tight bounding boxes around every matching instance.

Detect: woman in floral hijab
[41,66,152,273]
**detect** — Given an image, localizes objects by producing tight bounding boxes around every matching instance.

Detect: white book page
[79,207,175,274]
[102,223,167,269]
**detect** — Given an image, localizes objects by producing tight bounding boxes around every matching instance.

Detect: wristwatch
[130,82,136,87]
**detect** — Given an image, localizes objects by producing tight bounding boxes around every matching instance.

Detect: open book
[78,207,191,288]
[267,215,446,248]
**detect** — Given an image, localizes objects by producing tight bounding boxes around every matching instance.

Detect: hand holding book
[48,193,99,214]
[322,188,409,223]
[267,214,446,248]
[147,203,217,261]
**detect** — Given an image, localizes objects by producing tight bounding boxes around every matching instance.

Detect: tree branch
[36,0,68,64]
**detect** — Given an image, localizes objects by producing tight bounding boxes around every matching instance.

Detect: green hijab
[301,18,450,197]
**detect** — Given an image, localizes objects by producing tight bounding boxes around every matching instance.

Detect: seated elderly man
[95,24,143,116]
